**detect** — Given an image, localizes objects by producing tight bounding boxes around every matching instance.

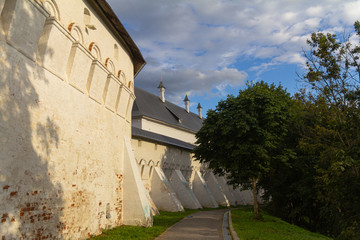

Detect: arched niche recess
[117,70,126,85]
[68,22,84,44]
[88,42,101,61]
[105,58,115,74]
[42,0,60,20]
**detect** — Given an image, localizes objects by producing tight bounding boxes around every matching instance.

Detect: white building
[0,0,151,239]
[131,82,254,212]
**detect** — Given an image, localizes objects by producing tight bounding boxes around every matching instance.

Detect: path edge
[228,210,240,240]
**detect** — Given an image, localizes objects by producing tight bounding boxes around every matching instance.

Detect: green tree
[297,21,360,239]
[193,81,293,219]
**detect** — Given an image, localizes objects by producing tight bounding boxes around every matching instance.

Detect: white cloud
[135,66,247,103]
[107,0,360,99]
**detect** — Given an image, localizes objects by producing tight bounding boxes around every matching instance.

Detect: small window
[84,8,91,25]
[114,44,119,61]
[106,203,111,219]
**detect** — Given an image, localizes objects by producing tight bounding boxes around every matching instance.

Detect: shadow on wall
[0,1,64,238]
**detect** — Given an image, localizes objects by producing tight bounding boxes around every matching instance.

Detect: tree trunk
[252,177,259,219]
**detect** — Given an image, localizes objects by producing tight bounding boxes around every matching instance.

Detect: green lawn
[231,207,333,240]
[89,209,200,240]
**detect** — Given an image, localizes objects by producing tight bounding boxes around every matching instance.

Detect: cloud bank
[108,0,360,103]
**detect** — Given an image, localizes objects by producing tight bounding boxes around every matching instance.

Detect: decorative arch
[105,58,115,74]
[117,70,126,84]
[68,22,84,44]
[88,42,102,61]
[162,162,168,169]
[42,0,60,20]
[138,159,147,166]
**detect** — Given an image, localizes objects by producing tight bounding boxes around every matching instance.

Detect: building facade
[131,84,254,213]
[0,0,151,239]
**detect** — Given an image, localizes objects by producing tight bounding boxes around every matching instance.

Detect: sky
[107,0,360,116]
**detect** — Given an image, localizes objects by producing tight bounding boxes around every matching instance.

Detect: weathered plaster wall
[0,0,145,239]
[131,139,201,182]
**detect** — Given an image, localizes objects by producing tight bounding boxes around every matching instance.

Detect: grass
[231,206,333,240]
[88,209,200,240]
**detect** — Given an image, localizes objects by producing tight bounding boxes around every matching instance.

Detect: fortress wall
[0,0,143,239]
[39,0,135,89]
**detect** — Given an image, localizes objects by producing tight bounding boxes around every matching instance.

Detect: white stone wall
[139,118,197,144]
[131,139,202,183]
[0,0,142,238]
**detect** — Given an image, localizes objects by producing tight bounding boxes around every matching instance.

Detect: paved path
[155,209,229,240]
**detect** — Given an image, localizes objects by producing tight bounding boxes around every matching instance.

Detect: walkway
[155,209,229,240]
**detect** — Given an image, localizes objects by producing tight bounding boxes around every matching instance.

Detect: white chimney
[157,78,165,102]
[197,102,202,119]
[184,94,190,113]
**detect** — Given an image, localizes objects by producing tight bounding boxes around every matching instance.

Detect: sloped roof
[132,127,195,150]
[132,87,203,132]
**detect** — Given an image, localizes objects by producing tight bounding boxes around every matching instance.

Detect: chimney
[184,94,190,113]
[197,102,202,119]
[157,78,166,102]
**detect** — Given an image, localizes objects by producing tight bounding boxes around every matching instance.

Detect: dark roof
[183,94,189,102]
[132,87,203,132]
[197,103,202,109]
[88,0,146,77]
[132,127,195,150]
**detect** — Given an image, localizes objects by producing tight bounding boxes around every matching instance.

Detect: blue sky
[107,0,360,116]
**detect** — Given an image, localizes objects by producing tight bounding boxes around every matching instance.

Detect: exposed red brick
[1,219,6,223]
[2,185,9,190]
[32,191,38,195]
[9,192,17,197]
[11,218,15,222]
[1,214,8,218]
[71,204,75,207]
[99,202,102,206]
[72,184,76,187]
[19,212,24,217]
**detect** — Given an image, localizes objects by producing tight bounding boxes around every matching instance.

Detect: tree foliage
[193,21,360,240]
[262,22,360,239]
[193,81,293,218]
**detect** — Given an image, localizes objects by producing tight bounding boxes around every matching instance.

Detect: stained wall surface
[0,0,145,239]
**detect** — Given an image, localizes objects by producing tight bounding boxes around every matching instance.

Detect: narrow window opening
[84,8,91,25]
[114,44,119,61]
[106,203,111,219]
